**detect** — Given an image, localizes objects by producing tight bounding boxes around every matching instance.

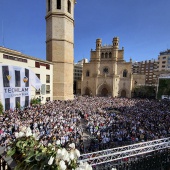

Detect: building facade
[74,59,88,94]
[46,0,76,100]
[132,60,158,85]
[0,46,53,104]
[157,49,170,72]
[81,37,144,98]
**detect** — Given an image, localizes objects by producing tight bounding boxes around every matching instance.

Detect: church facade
[81,37,145,98]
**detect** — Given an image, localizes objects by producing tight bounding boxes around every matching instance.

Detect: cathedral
[81,37,145,98]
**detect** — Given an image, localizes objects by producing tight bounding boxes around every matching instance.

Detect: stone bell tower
[46,0,76,100]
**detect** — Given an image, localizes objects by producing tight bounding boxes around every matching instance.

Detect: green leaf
[7,147,16,156]
[16,141,24,148]
[35,153,45,161]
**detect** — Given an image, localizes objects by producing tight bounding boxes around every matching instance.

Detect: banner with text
[0,65,41,111]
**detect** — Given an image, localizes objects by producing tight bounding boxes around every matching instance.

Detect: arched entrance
[97,83,111,97]
[121,90,126,97]
[85,88,91,96]
[101,88,108,96]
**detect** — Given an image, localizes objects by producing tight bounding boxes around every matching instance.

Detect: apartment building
[132,60,158,85]
[157,49,170,72]
[74,59,88,94]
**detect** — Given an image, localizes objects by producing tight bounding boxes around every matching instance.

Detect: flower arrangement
[7,126,92,170]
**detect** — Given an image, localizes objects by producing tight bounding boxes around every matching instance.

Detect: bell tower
[46,0,76,100]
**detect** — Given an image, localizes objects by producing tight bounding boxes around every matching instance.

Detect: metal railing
[0,147,16,170]
[79,137,170,166]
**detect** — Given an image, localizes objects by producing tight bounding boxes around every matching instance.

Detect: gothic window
[48,0,51,11]
[103,67,109,74]
[105,53,108,58]
[109,52,112,58]
[101,53,104,58]
[86,70,90,77]
[123,70,128,77]
[57,0,61,9]
[68,0,71,13]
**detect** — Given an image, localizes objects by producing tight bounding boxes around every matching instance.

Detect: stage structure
[79,137,170,166]
[0,65,41,111]
[157,74,170,99]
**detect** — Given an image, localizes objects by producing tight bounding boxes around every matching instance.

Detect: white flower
[61,148,67,157]
[63,151,70,162]
[69,151,75,160]
[26,127,32,132]
[61,148,70,161]
[48,143,52,147]
[56,139,60,145]
[33,133,39,140]
[74,149,80,158]
[59,160,67,170]
[69,143,75,149]
[15,132,19,138]
[18,131,25,138]
[56,149,62,159]
[26,129,32,137]
[57,149,62,155]
[111,168,117,170]
[77,162,92,170]
[48,156,54,165]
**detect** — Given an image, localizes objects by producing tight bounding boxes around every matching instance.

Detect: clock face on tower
[103,67,109,74]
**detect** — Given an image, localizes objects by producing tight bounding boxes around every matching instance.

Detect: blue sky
[0,0,170,63]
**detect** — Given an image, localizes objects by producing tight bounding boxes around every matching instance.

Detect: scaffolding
[79,137,170,166]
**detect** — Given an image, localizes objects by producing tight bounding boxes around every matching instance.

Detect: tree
[30,98,41,106]
[0,101,3,114]
[16,101,21,109]
[133,85,156,99]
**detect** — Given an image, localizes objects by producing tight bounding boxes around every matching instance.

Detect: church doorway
[101,88,108,96]
[121,90,126,97]
[85,88,91,96]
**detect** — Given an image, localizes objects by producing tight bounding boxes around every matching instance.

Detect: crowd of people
[0,96,170,154]
[85,98,170,152]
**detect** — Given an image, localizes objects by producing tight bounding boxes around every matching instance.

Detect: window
[46,75,50,83]
[35,89,40,95]
[67,0,71,13]
[86,70,90,77]
[3,54,8,59]
[15,71,21,87]
[48,0,51,11]
[8,56,14,60]
[36,74,40,79]
[3,54,27,63]
[103,67,109,74]
[101,53,104,58]
[123,70,127,77]
[46,97,50,101]
[46,64,50,69]
[46,85,50,94]
[109,52,112,58]
[22,59,27,63]
[57,0,61,9]
[35,62,40,68]
[105,53,108,58]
